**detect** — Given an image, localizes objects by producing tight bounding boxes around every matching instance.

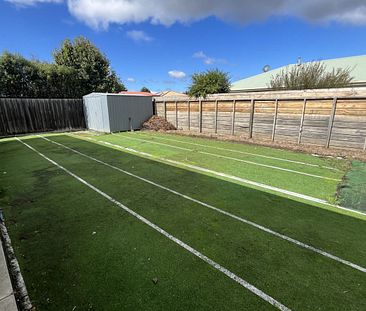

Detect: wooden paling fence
[155,91,366,150]
[0,98,86,136]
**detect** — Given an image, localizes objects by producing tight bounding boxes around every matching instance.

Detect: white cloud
[126,77,136,83]
[168,70,186,79]
[193,51,227,65]
[7,1,366,26]
[126,30,153,42]
[193,51,214,65]
[65,0,366,29]
[5,0,62,6]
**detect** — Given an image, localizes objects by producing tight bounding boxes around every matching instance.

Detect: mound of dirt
[142,116,176,131]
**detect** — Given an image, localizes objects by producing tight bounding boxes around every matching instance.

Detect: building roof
[157,90,186,97]
[231,55,366,92]
[83,92,154,98]
[119,91,154,96]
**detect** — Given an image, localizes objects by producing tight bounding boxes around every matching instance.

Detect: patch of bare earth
[142,116,176,131]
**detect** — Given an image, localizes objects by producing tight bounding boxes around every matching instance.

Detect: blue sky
[1,0,366,92]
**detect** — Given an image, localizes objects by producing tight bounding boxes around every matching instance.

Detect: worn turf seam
[41,136,366,273]
[16,137,292,311]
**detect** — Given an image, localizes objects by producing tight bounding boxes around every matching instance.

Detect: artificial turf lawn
[91,131,348,202]
[129,131,347,170]
[339,161,366,213]
[0,135,365,310]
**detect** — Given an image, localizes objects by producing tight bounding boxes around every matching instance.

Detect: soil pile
[142,116,176,131]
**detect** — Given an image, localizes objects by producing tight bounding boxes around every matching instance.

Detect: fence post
[215,99,218,134]
[175,101,178,128]
[187,101,190,131]
[363,137,366,151]
[298,99,307,144]
[231,100,236,136]
[164,101,167,120]
[249,99,255,139]
[153,98,156,115]
[326,97,337,148]
[271,99,279,141]
[199,99,202,133]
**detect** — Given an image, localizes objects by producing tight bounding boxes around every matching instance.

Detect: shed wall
[83,95,110,132]
[107,95,153,132]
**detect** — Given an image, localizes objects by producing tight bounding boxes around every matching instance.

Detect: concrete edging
[0,232,17,311]
[0,210,33,311]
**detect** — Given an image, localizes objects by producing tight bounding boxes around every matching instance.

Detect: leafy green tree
[35,62,80,98]
[53,37,126,95]
[187,69,230,98]
[0,38,125,98]
[269,62,353,90]
[0,52,81,98]
[103,70,126,93]
[0,52,41,97]
[140,86,151,93]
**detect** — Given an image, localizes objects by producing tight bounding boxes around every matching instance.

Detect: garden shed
[83,93,153,132]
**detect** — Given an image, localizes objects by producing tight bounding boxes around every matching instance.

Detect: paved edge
[0,234,17,311]
[0,216,33,311]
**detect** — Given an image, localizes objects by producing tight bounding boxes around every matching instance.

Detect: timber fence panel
[252,100,276,140]
[233,100,251,136]
[201,101,216,133]
[329,99,366,149]
[154,92,366,150]
[274,99,303,143]
[0,98,85,136]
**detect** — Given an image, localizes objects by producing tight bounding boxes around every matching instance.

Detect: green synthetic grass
[0,134,365,310]
[90,131,348,202]
[339,161,366,212]
[135,131,347,170]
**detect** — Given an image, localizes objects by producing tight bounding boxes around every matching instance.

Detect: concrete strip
[0,239,17,311]
[0,294,18,311]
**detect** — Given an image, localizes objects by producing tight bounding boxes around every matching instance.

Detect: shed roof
[83,92,153,98]
[231,55,366,92]
[119,91,154,96]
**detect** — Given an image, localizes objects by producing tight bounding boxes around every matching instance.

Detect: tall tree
[140,86,151,93]
[53,37,126,96]
[0,52,41,98]
[269,62,353,90]
[0,52,81,98]
[36,62,80,98]
[187,69,230,98]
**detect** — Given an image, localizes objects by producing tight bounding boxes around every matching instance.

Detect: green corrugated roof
[231,55,366,91]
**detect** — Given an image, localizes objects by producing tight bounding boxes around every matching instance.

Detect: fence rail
[0,98,86,136]
[155,92,366,151]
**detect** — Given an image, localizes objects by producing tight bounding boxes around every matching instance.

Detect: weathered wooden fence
[154,88,366,150]
[0,98,86,136]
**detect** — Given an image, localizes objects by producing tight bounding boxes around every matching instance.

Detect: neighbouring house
[231,55,366,92]
[119,91,154,96]
[157,90,186,97]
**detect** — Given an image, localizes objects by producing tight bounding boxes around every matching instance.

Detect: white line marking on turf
[41,136,366,273]
[16,137,291,311]
[116,135,339,181]
[76,135,366,217]
[131,132,339,171]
